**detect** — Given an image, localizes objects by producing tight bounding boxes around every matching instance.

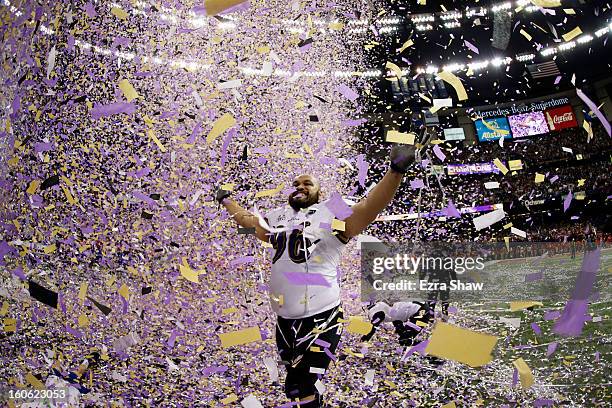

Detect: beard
[288,191,319,211]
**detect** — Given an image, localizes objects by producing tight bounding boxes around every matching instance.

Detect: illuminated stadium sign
[545,105,578,131]
[475,117,512,142]
[475,97,570,119]
[443,127,465,140]
[447,162,502,175]
[508,111,550,138]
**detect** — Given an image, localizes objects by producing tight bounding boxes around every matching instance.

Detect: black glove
[389,144,418,174]
[215,188,231,205]
[389,127,431,174]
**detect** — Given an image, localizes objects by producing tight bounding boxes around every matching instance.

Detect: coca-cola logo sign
[553,112,573,123]
[545,105,577,131]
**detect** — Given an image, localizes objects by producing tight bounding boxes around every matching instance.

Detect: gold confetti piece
[78,282,88,304]
[520,29,532,41]
[442,402,457,408]
[577,179,586,186]
[504,236,510,251]
[530,0,561,6]
[534,173,545,183]
[284,152,303,159]
[180,264,200,283]
[222,307,238,315]
[509,301,543,311]
[118,283,129,299]
[26,180,40,195]
[425,322,498,367]
[331,219,346,232]
[207,113,236,145]
[44,244,57,254]
[508,160,523,171]
[513,358,535,388]
[147,129,166,152]
[25,372,46,389]
[218,326,262,348]
[493,158,509,175]
[562,26,583,42]
[256,45,270,54]
[61,185,77,205]
[0,302,9,317]
[346,317,373,335]
[4,318,16,332]
[221,394,238,404]
[398,39,414,53]
[328,22,344,30]
[220,183,235,191]
[437,71,468,101]
[503,223,513,229]
[78,313,90,328]
[118,79,139,102]
[385,61,403,78]
[254,182,285,198]
[110,7,128,20]
[583,120,593,139]
[386,130,415,145]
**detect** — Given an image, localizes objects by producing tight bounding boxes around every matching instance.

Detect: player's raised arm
[342,142,423,239]
[215,189,269,242]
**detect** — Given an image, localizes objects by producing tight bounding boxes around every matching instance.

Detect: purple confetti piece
[34,142,53,153]
[356,154,368,188]
[315,339,331,348]
[132,191,157,206]
[336,84,359,102]
[432,145,446,162]
[66,325,83,339]
[342,118,367,127]
[549,175,559,184]
[318,222,331,230]
[11,95,20,116]
[167,329,178,348]
[202,366,229,376]
[283,272,331,287]
[531,322,542,335]
[230,255,255,266]
[554,76,562,85]
[410,179,425,189]
[464,40,479,54]
[525,271,543,282]
[91,102,136,120]
[595,351,600,362]
[563,191,572,212]
[534,399,555,407]
[512,368,519,387]
[444,200,461,218]
[11,266,26,281]
[546,342,557,356]
[83,2,97,18]
[403,340,429,359]
[325,192,353,220]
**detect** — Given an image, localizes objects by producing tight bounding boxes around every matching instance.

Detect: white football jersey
[265,200,350,318]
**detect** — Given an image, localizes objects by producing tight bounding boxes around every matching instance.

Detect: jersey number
[270,225,313,264]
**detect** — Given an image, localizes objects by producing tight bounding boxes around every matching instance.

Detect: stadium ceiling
[364,0,612,109]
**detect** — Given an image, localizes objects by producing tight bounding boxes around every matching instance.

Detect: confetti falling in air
[0,0,611,406]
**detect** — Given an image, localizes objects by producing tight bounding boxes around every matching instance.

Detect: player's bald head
[294,174,320,189]
[289,174,321,210]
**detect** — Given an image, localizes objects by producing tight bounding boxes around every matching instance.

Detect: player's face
[289,175,320,209]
